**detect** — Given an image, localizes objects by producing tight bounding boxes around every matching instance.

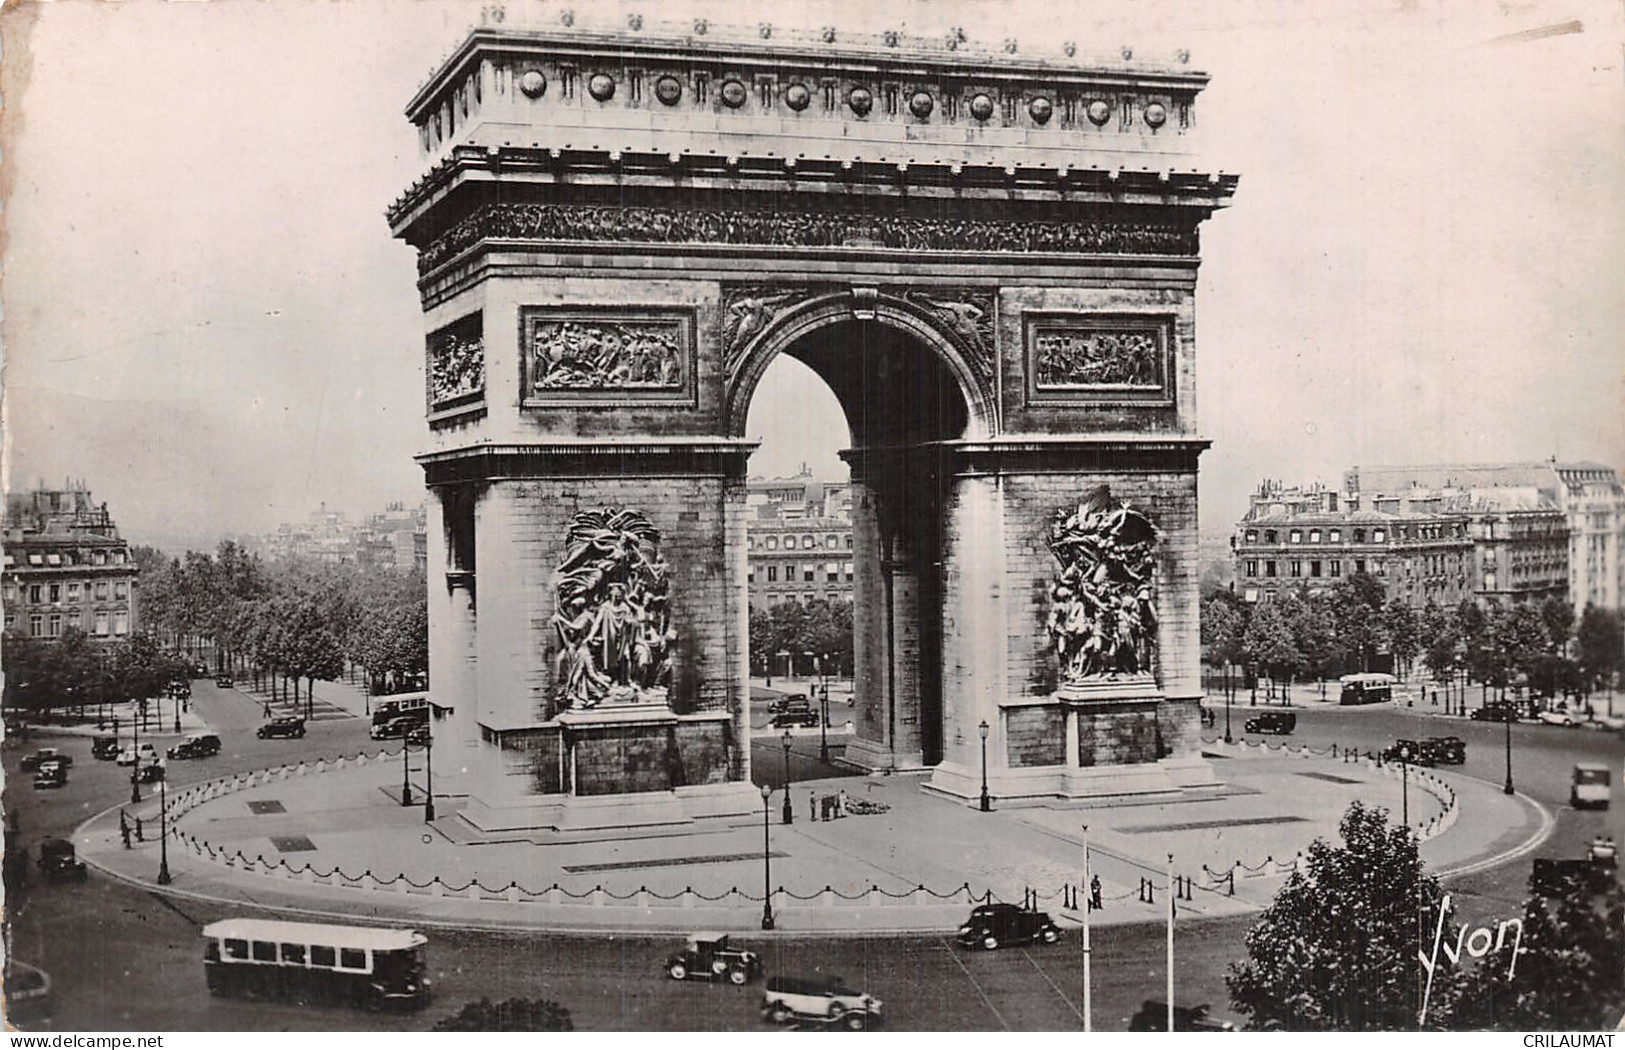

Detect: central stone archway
[388,16,1238,832]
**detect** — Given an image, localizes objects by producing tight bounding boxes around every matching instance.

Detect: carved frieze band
[427,312,485,412]
[1025,313,1173,405]
[419,202,1198,274]
[520,308,697,406]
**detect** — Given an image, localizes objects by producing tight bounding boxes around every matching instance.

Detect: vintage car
[135,761,167,784]
[1588,836,1617,868]
[405,723,433,747]
[3,959,52,1027]
[956,903,1062,950]
[767,694,811,716]
[1421,736,1467,765]
[1129,1001,1236,1032]
[33,760,69,790]
[371,716,423,741]
[256,716,307,740]
[168,733,222,760]
[20,748,73,773]
[214,675,235,689]
[770,707,820,729]
[664,933,763,985]
[761,975,882,1029]
[1243,711,1296,735]
[116,743,158,767]
[91,736,121,760]
[1470,702,1520,723]
[1380,740,1427,765]
[37,838,86,883]
[1537,706,1581,727]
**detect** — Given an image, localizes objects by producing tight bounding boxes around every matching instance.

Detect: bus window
[338,948,367,971]
[311,945,336,968]
[280,944,306,965]
[224,939,249,960]
[251,942,277,962]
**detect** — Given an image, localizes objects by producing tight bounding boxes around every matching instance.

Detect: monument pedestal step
[458,781,764,835]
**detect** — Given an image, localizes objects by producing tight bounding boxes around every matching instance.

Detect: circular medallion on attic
[720,79,748,109]
[654,75,682,106]
[969,93,995,121]
[1086,99,1111,126]
[784,83,811,111]
[848,87,873,116]
[519,69,547,99]
[1144,102,1167,128]
[588,73,616,102]
[1029,97,1053,125]
[909,91,934,118]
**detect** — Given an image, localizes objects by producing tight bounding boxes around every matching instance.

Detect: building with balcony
[2,481,138,640]
[746,472,855,609]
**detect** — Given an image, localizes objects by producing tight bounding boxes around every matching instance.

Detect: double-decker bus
[1338,672,1397,706]
[369,692,431,732]
[202,918,430,1010]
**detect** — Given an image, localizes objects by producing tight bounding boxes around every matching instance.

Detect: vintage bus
[202,918,430,1010]
[369,692,431,732]
[1339,673,1397,706]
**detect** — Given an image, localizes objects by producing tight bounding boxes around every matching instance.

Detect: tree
[433,997,574,1032]
[1539,597,1575,655]
[1447,876,1625,1029]
[1242,599,1299,702]
[1328,573,1387,673]
[748,605,776,676]
[1576,605,1624,698]
[1227,802,1467,1030]
[1456,600,1488,684]
[1383,599,1419,681]
[1491,604,1549,690]
[1417,601,1459,698]
[1289,591,1338,689]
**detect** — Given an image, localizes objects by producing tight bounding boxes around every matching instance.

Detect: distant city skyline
[5,0,1622,551]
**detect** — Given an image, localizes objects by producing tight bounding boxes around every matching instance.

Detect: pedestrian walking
[809,790,818,822]
[1091,874,1103,910]
[134,817,145,843]
[836,789,848,818]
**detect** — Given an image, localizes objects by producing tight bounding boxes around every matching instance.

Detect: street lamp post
[156,766,171,885]
[400,739,414,807]
[1398,744,1411,827]
[780,730,794,825]
[818,685,830,764]
[759,784,775,930]
[1503,703,1515,796]
[1223,684,1233,744]
[129,702,142,804]
[423,731,436,823]
[978,719,991,813]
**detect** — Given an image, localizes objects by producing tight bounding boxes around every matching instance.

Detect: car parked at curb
[956,903,1062,950]
[664,933,762,985]
[761,975,882,1029]
[1537,707,1581,727]
[256,716,306,740]
[371,716,422,741]
[1470,703,1519,723]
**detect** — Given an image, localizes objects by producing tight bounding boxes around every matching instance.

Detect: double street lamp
[978,719,991,813]
[780,730,794,825]
[156,765,171,886]
[759,783,775,930]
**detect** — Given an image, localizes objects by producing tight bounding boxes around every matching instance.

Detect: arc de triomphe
[387,18,1237,832]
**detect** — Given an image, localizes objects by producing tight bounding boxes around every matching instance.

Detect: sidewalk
[77,732,1546,936]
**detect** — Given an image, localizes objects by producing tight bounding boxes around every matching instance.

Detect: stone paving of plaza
[79,728,1545,935]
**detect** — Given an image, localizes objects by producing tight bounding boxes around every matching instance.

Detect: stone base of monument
[458,781,765,835]
[837,736,929,774]
[924,757,1209,806]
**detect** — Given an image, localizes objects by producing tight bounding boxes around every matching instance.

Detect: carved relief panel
[519,307,697,407]
[1024,313,1174,405]
[427,312,485,415]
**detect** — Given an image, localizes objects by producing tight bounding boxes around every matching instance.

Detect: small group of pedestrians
[809,789,848,821]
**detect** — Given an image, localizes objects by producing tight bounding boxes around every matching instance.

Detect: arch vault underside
[389,19,1238,832]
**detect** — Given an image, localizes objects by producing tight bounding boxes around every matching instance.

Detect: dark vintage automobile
[956,903,1062,950]
[215,675,235,689]
[371,716,423,741]
[168,733,222,760]
[1421,736,1466,765]
[20,748,73,773]
[771,707,820,729]
[3,959,52,1027]
[135,762,167,784]
[92,736,121,760]
[767,694,811,716]
[1532,856,1613,897]
[1380,739,1427,765]
[256,716,306,740]
[33,761,69,790]
[37,838,87,883]
[1470,702,1520,723]
[664,933,763,985]
[405,723,433,747]
[1129,1001,1236,1032]
[1243,711,1296,735]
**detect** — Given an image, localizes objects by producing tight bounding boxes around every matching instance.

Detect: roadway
[3,680,1616,1031]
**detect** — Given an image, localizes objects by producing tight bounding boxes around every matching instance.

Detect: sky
[3,0,1622,551]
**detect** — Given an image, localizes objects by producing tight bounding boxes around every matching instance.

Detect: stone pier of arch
[387,16,1238,832]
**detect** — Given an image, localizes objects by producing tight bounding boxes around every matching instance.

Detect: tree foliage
[1327,573,1387,673]
[432,997,574,1032]
[749,598,853,676]
[1227,802,1465,1031]
[1576,605,1624,693]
